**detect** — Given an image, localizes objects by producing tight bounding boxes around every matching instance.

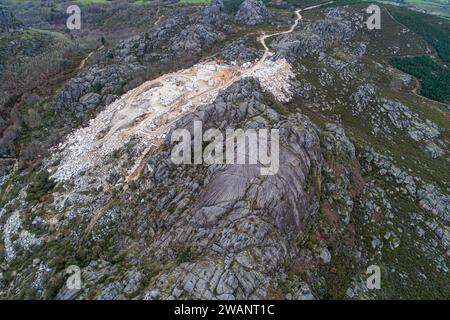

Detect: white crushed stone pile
[4,211,41,261]
[243,59,294,102]
[50,58,295,182]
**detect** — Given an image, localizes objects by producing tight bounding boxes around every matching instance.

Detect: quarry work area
[50,57,295,182]
[48,1,304,183]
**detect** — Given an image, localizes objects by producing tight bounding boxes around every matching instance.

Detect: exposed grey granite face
[202,0,227,26]
[234,0,272,26]
[55,11,220,119]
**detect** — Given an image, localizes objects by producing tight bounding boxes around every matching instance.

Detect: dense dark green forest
[222,0,244,12]
[390,56,450,102]
[388,7,450,103]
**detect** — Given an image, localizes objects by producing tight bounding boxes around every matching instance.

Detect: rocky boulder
[136,79,325,299]
[202,0,227,26]
[234,0,272,26]
[220,36,262,63]
[171,24,218,52]
[55,63,140,117]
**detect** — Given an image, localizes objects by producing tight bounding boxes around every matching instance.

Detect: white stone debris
[3,211,41,261]
[243,59,294,102]
[49,58,295,182]
[32,262,51,293]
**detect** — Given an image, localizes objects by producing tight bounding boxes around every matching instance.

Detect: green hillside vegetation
[389,7,450,63]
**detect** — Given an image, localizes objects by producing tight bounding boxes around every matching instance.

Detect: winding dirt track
[257,2,333,65]
[258,9,302,64]
[77,45,104,71]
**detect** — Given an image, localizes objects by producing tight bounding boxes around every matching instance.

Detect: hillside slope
[0,0,448,299]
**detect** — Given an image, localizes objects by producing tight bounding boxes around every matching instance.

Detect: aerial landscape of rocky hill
[0,0,448,301]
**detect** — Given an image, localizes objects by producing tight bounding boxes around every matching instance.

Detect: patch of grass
[74,0,114,4]
[176,247,194,263]
[25,171,56,203]
[389,5,450,63]
[93,82,103,93]
[223,0,244,12]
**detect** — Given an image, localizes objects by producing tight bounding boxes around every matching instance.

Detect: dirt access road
[257,2,334,65]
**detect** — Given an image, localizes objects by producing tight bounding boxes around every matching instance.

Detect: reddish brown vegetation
[350,159,365,197]
[321,200,339,227]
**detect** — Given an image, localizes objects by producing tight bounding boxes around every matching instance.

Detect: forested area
[387,6,450,103]
[390,56,450,102]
